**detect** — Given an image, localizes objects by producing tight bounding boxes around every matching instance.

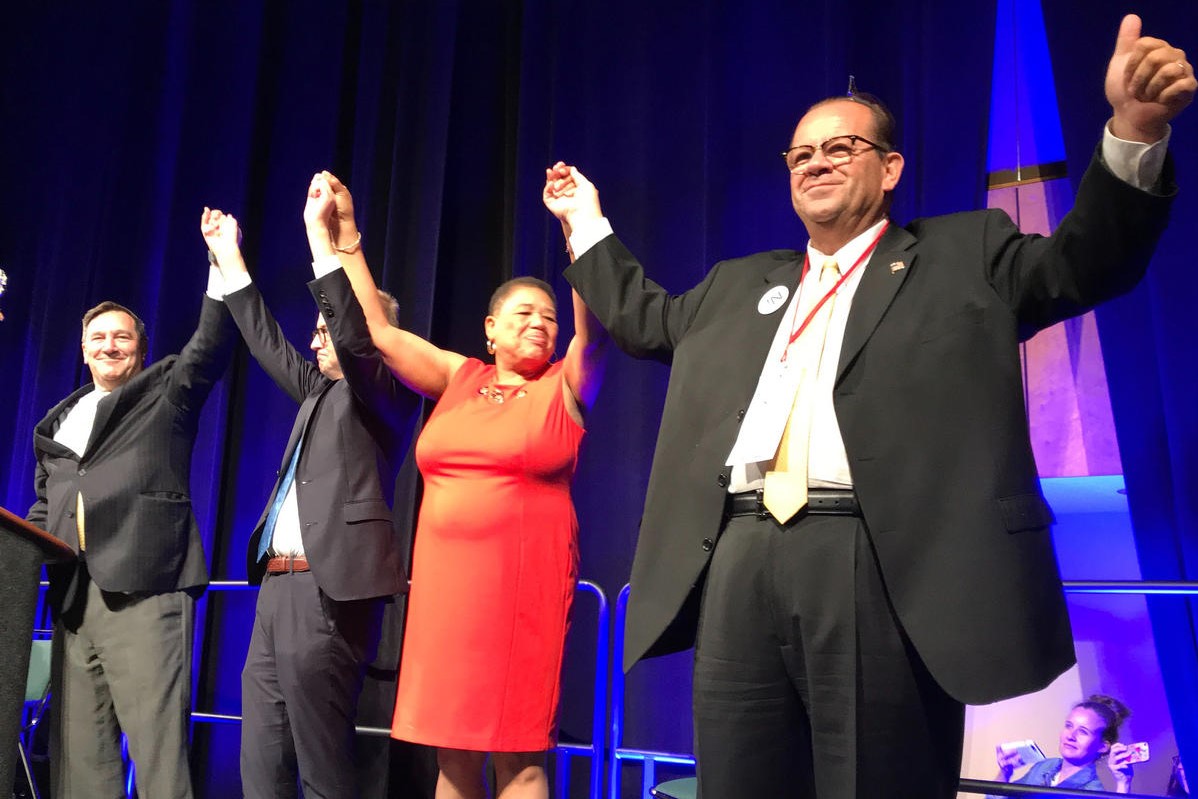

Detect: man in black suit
[27,270,237,798]
[544,15,1195,799]
[201,186,418,798]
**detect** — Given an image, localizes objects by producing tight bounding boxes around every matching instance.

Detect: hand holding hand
[543,161,603,230]
[1106,14,1195,142]
[303,172,336,231]
[321,170,360,251]
[200,207,245,273]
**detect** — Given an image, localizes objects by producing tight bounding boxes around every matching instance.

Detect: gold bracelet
[333,231,362,254]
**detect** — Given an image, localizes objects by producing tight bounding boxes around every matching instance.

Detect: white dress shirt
[54,387,110,457]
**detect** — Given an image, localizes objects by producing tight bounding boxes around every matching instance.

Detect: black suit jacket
[566,150,1175,704]
[28,295,237,599]
[224,270,419,601]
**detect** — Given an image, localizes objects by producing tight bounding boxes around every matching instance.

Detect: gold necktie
[76,491,87,551]
[763,260,840,523]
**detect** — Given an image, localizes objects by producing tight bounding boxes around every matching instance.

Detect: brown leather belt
[265,555,310,574]
[725,489,861,519]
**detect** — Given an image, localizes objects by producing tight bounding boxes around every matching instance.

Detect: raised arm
[1106,742,1135,794]
[156,212,238,412]
[544,164,610,411]
[306,172,464,399]
[201,207,321,403]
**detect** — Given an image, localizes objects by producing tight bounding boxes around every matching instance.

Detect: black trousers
[692,512,964,799]
[240,570,385,799]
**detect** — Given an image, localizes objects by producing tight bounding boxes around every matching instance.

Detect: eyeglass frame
[311,326,331,346]
[780,134,891,175]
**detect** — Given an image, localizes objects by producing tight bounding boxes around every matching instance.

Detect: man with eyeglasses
[543,13,1194,799]
[27,272,237,798]
[202,190,419,798]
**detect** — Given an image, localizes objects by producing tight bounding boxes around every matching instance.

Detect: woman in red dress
[305,170,607,799]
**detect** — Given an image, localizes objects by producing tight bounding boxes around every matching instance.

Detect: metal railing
[606,581,1198,799]
[192,578,609,799]
[959,778,1175,796]
[32,578,1198,798]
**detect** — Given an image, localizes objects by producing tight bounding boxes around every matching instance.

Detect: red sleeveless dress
[391,358,583,751]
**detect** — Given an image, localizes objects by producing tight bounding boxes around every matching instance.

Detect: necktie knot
[820,259,840,283]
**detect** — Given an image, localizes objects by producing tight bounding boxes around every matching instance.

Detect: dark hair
[488,276,556,315]
[377,289,400,328]
[81,300,148,363]
[1166,755,1189,797]
[803,93,898,154]
[1074,694,1131,746]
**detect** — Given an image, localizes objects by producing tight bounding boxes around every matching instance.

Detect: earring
[486,339,495,355]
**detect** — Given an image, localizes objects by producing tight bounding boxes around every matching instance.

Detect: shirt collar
[807,218,889,271]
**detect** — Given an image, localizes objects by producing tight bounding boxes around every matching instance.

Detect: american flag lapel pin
[889,261,905,274]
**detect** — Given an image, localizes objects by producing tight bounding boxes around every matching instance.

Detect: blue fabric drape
[1042,0,1198,786]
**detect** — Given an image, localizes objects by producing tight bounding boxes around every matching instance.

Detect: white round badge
[757,285,789,315]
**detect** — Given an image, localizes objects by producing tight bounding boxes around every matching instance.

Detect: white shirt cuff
[222,269,252,294]
[205,265,227,300]
[568,217,615,259]
[1102,121,1170,190]
[312,254,342,278]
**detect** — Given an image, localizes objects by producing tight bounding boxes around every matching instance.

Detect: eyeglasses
[311,327,330,345]
[781,134,889,174]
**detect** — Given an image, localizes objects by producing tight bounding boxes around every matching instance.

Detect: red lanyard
[781,221,889,362]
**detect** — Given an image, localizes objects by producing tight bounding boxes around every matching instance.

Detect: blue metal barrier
[553,580,609,799]
[608,584,696,799]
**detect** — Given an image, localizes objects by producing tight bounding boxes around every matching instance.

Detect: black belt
[725,489,861,519]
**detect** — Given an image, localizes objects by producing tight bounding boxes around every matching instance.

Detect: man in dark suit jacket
[543,15,1195,799]
[202,203,419,798]
[27,274,237,799]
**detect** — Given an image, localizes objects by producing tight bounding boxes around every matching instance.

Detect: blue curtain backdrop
[1042,0,1198,785]
[3,1,1191,796]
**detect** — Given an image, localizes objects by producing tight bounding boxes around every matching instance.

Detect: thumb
[568,166,590,186]
[1113,13,1141,57]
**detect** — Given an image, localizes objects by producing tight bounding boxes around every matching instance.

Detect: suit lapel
[82,363,159,455]
[35,385,93,459]
[836,225,917,382]
[280,380,335,468]
[763,256,803,293]
[744,254,805,374]
[85,388,121,455]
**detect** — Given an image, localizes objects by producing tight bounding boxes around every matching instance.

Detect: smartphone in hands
[1124,742,1151,764]
[1000,740,1047,766]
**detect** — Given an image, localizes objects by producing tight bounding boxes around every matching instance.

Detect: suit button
[701,538,715,551]
[67,511,75,519]
[716,473,728,487]
[78,468,86,476]
[736,409,745,421]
